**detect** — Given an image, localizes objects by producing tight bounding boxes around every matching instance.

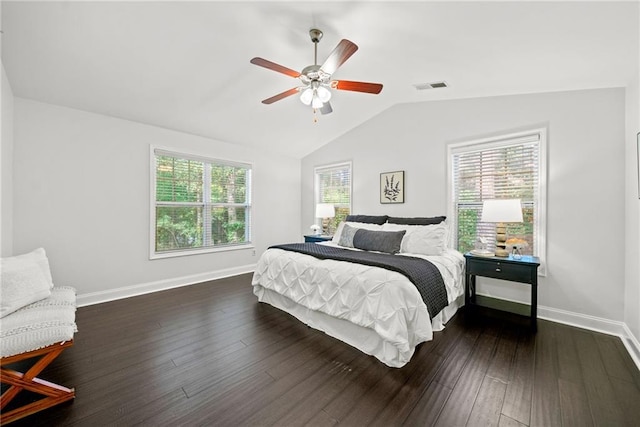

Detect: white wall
[623,8,640,354]
[302,88,626,325]
[13,98,301,302]
[1,62,14,257]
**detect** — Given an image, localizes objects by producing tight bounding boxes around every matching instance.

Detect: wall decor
[380,170,405,204]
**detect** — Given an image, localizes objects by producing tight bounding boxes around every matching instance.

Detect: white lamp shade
[300,88,313,105]
[481,199,523,223]
[315,203,335,218]
[311,93,323,108]
[316,85,332,103]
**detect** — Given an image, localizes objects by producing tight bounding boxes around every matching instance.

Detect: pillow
[332,221,383,243]
[2,248,54,288]
[337,224,359,248]
[387,216,446,226]
[352,229,406,254]
[383,223,448,255]
[345,214,389,225]
[1,248,54,318]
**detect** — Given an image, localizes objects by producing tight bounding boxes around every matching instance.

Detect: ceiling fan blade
[332,80,383,94]
[320,39,358,75]
[320,102,333,115]
[250,57,300,78]
[261,87,299,104]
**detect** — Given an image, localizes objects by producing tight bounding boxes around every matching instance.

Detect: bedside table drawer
[467,259,532,283]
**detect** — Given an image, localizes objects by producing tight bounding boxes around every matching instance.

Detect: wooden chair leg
[1,341,75,424]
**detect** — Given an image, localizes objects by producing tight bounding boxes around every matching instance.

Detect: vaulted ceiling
[2,1,638,158]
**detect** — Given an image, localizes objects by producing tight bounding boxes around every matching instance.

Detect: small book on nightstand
[470,249,494,256]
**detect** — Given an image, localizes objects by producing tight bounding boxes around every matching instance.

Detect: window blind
[314,162,352,230]
[154,149,251,255]
[451,132,543,261]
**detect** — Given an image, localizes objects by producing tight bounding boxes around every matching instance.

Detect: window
[448,129,547,273]
[314,162,352,232]
[151,148,252,258]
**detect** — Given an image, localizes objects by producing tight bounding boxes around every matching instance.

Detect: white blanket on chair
[0,286,77,358]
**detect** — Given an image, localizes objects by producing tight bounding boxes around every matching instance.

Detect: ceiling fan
[250,29,383,115]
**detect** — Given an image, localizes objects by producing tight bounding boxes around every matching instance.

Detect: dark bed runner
[270,243,448,320]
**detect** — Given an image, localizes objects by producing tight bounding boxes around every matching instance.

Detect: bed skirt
[255,288,464,368]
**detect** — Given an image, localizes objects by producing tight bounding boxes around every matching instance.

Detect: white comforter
[252,242,465,366]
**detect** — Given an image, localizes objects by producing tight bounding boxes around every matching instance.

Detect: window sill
[150,243,255,260]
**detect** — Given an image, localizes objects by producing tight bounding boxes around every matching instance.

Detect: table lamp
[315,203,335,235]
[481,199,523,257]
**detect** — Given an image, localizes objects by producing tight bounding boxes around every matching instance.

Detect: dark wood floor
[5,273,640,426]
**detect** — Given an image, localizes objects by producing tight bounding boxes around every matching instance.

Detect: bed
[251,215,465,368]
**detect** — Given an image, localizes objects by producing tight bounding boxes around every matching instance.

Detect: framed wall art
[380,170,404,204]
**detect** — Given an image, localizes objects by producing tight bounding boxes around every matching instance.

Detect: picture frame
[380,170,405,204]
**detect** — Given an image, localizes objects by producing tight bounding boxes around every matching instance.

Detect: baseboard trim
[76,264,257,307]
[622,324,640,371]
[539,305,640,371]
[537,305,626,336]
[477,292,640,371]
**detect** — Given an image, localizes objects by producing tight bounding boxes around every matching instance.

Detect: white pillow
[382,223,449,255]
[1,248,54,318]
[2,248,54,288]
[332,221,384,243]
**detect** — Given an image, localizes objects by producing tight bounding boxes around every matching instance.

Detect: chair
[0,287,77,424]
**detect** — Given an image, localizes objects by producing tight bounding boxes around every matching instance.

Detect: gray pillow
[345,214,389,225]
[338,224,359,248]
[352,229,406,254]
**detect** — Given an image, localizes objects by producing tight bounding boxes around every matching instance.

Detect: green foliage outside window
[316,164,351,233]
[457,208,479,254]
[211,206,247,245]
[211,165,247,204]
[156,206,203,250]
[156,157,203,203]
[155,154,251,253]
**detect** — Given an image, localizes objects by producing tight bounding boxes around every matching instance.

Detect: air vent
[413,81,448,90]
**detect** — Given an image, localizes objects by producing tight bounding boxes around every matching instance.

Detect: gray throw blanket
[270,243,448,320]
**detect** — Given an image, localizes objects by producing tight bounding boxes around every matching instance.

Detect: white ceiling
[2,1,638,158]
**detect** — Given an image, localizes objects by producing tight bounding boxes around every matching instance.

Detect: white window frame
[314,161,353,229]
[150,146,253,259]
[447,128,547,275]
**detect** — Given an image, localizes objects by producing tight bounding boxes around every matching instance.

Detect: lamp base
[494,222,509,257]
[494,248,509,257]
[321,217,330,235]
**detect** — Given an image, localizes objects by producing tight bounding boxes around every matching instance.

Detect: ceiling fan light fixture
[311,94,324,109]
[300,87,314,105]
[316,85,332,103]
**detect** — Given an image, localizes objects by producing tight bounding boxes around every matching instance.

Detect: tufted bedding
[252,241,465,368]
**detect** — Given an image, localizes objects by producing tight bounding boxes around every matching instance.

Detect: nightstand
[464,253,540,331]
[304,234,333,243]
